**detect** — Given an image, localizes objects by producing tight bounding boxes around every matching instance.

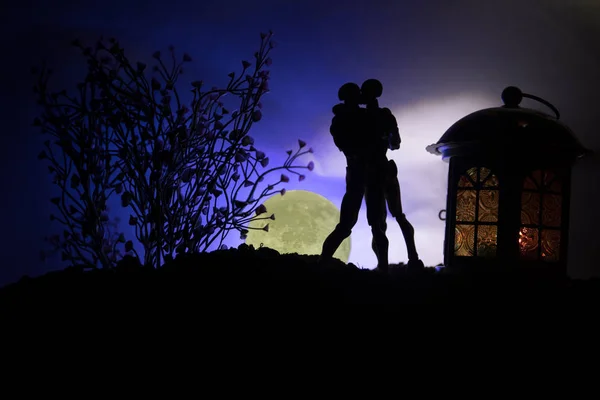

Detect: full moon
[245,190,351,262]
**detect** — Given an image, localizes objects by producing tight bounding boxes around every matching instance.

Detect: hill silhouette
[2,244,599,308]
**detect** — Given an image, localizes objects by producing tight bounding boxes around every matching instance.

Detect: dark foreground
[1,245,599,307]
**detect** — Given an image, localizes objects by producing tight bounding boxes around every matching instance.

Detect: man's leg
[366,177,389,272]
[321,166,364,261]
[384,160,420,262]
[371,219,387,260]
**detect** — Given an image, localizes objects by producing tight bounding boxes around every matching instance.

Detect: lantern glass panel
[541,229,561,261]
[455,225,475,256]
[479,190,499,222]
[521,192,541,224]
[456,190,476,222]
[519,227,539,259]
[519,169,563,262]
[477,225,497,257]
[458,175,473,187]
[542,194,562,227]
[454,166,499,257]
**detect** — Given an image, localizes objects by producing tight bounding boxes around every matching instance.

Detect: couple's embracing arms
[329,102,402,155]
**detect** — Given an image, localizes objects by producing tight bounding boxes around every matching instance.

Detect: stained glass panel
[519,227,539,260]
[544,170,555,187]
[479,189,499,222]
[543,170,562,192]
[521,192,541,224]
[455,224,475,256]
[477,225,497,257]
[466,167,478,183]
[542,194,562,227]
[541,229,561,262]
[532,170,542,185]
[549,179,562,193]
[456,189,476,222]
[523,176,537,190]
[483,173,499,187]
[479,167,490,183]
[458,175,473,187]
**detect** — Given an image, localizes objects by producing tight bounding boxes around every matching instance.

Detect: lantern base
[443,256,566,278]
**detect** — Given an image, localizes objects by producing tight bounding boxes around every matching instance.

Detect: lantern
[426,86,590,274]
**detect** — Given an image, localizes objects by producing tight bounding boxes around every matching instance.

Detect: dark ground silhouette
[2,244,599,308]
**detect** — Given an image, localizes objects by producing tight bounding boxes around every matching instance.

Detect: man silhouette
[320,83,390,271]
[360,79,423,269]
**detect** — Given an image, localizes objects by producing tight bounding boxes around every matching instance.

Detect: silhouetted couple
[320,79,423,273]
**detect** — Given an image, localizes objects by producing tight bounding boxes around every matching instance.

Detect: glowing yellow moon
[245,190,351,263]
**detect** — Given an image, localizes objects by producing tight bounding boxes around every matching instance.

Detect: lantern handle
[502,86,561,120]
[522,92,561,120]
[438,209,446,221]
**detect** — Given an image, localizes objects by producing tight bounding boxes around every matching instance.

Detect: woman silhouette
[361,79,423,269]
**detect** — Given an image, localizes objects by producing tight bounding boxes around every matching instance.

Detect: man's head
[360,79,383,104]
[338,82,361,105]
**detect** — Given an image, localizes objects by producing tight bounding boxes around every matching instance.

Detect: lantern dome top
[426,86,590,160]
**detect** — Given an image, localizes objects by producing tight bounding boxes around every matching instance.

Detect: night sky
[1,0,599,286]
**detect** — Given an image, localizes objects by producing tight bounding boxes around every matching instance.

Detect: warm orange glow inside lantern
[427,86,590,273]
[519,169,562,261]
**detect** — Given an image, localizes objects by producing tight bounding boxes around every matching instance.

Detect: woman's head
[361,79,383,102]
